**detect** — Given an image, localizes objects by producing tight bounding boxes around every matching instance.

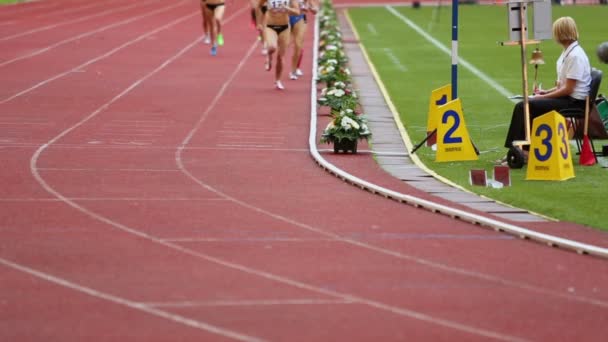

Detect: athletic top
[556,42,591,100]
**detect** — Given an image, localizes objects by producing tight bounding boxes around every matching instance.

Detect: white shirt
[556,42,591,100]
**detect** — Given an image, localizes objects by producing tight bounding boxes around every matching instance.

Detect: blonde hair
[552,17,579,44]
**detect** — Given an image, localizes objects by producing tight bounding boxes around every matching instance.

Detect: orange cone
[579,96,596,166]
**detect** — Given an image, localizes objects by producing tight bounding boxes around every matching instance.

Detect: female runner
[200,0,211,44]
[204,0,226,56]
[258,0,300,90]
[288,0,317,80]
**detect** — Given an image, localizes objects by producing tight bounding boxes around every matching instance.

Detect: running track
[1,0,607,341]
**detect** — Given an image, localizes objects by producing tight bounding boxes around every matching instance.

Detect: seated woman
[501,16,591,163]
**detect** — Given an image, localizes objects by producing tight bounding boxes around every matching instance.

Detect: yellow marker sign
[426,84,452,146]
[435,99,478,162]
[526,111,575,181]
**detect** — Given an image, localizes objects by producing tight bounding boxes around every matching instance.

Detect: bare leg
[264,27,278,71]
[275,27,291,88]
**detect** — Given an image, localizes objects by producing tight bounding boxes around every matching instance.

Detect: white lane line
[144,298,356,308]
[163,237,339,243]
[0,0,188,67]
[0,11,198,104]
[0,257,264,342]
[385,6,514,101]
[31,0,120,19]
[310,14,608,306]
[0,198,227,202]
[20,9,602,342]
[383,47,407,72]
[0,0,162,42]
[172,21,526,342]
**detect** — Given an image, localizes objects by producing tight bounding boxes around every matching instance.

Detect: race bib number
[269,0,288,10]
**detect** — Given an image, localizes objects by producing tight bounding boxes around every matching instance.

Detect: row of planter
[316,0,370,154]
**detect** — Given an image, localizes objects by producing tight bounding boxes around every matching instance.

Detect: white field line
[383,47,407,72]
[0,0,162,42]
[366,23,378,36]
[0,0,189,67]
[0,258,264,342]
[0,11,198,104]
[385,5,515,102]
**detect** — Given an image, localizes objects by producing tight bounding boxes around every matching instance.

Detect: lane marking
[0,0,189,67]
[0,197,226,202]
[144,298,356,308]
[0,257,264,342]
[0,0,162,42]
[19,7,606,342]
[163,237,340,243]
[0,11,198,104]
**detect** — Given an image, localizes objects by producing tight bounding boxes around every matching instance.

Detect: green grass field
[0,0,20,4]
[348,4,608,230]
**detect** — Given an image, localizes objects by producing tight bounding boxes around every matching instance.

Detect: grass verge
[348,4,608,230]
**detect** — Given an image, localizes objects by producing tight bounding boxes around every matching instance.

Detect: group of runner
[200,0,318,90]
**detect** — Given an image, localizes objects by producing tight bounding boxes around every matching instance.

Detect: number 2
[442,110,462,144]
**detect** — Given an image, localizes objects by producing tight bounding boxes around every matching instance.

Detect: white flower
[327,89,336,96]
[344,68,351,75]
[360,123,370,135]
[333,89,345,97]
[345,109,354,114]
[326,59,338,65]
[341,116,360,131]
[321,88,328,95]
[334,81,345,88]
[325,45,338,51]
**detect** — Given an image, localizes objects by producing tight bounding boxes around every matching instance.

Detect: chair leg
[570,118,582,154]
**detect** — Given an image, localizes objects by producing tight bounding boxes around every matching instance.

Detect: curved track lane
[1,1,607,341]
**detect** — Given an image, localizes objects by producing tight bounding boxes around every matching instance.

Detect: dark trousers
[504,96,586,148]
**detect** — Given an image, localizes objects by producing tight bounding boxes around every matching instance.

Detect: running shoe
[289,72,298,80]
[295,68,303,76]
[203,35,211,45]
[217,34,224,46]
[275,81,285,90]
[211,45,217,56]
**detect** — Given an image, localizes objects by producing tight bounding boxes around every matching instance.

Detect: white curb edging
[308,10,608,259]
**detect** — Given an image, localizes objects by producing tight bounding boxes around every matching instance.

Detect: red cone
[579,135,596,166]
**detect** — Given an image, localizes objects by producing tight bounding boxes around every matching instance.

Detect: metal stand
[502,1,537,168]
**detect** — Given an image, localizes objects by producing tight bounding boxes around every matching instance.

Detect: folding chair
[559,68,603,161]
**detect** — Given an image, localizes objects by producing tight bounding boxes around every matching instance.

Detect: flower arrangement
[316,0,372,153]
[317,81,358,112]
[317,61,351,86]
[321,108,371,144]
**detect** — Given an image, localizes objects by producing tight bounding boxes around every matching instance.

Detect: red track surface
[1,1,607,341]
